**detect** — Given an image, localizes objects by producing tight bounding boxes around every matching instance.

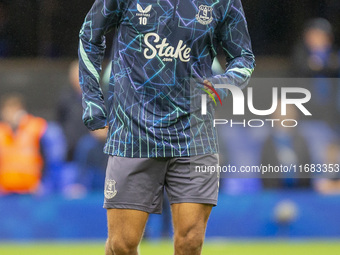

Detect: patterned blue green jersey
[78,0,255,157]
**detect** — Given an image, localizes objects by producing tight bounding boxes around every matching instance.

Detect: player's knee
[108,237,139,255]
[174,229,205,253]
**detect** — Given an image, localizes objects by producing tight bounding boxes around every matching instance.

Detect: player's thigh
[104,156,168,214]
[171,203,212,237]
[165,154,220,205]
[107,208,149,244]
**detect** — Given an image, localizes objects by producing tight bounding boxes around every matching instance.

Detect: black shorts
[103,154,220,214]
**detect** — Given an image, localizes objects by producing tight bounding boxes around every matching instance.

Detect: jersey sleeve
[211,0,255,98]
[78,0,123,130]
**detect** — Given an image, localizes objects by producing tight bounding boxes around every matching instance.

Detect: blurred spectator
[38,121,67,194]
[292,18,340,123]
[315,141,340,195]
[0,94,47,194]
[293,18,339,77]
[261,103,311,189]
[73,129,108,192]
[56,61,88,161]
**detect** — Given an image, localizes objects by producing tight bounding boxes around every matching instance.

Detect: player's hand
[92,126,108,139]
[203,80,215,98]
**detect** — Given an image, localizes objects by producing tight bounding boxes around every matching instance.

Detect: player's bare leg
[172,203,213,255]
[105,209,149,255]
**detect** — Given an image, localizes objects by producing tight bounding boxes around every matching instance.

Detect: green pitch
[0,240,339,255]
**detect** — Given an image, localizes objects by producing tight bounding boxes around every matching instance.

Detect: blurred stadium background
[1,0,340,254]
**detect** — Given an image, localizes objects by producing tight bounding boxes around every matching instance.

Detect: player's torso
[117,0,225,68]
[106,0,224,157]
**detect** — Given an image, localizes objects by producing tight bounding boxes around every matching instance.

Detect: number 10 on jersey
[139,17,148,25]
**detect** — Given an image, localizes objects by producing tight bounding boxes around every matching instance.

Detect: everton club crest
[104,179,117,199]
[196,5,213,25]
